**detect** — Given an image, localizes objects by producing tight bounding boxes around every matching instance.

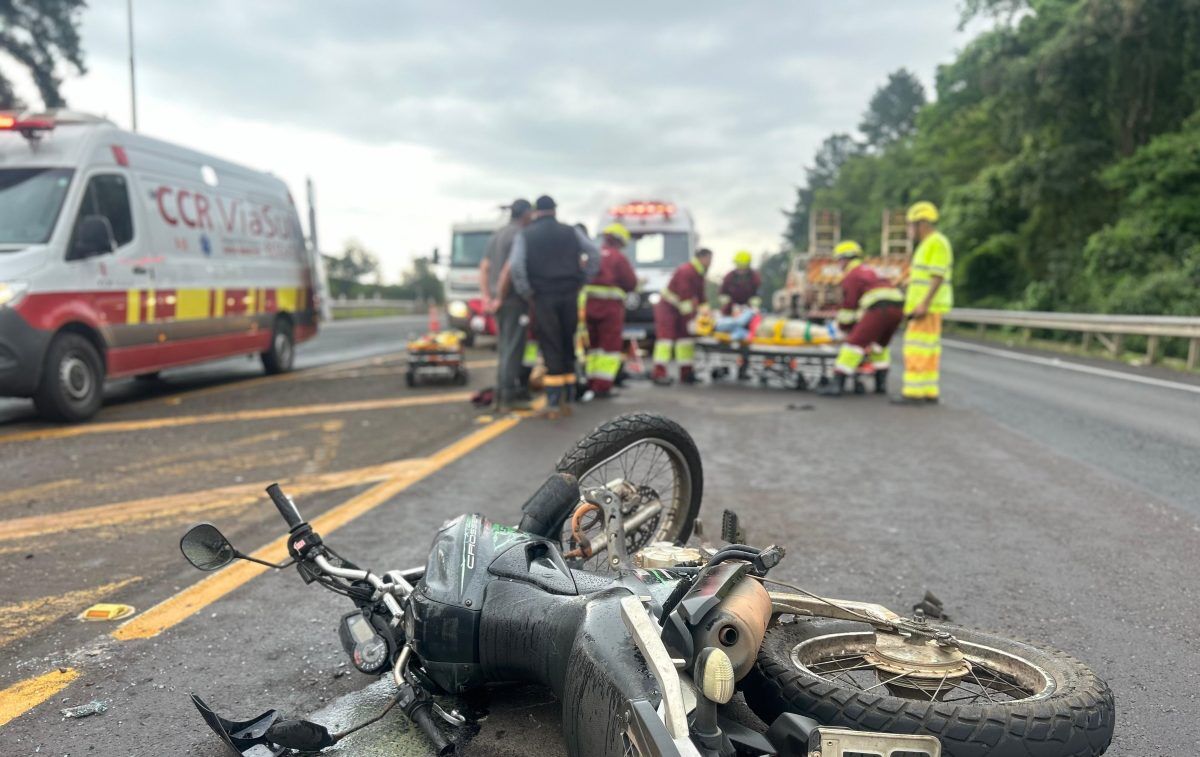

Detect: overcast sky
[45,0,978,279]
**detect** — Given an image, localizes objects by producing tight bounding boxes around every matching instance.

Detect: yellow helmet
[906,201,939,223]
[833,240,863,259]
[602,222,631,245]
[733,250,752,268]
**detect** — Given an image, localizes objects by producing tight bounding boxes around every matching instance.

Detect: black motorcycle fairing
[190,694,284,756]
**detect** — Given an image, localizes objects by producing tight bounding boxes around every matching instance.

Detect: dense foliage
[0,0,87,109]
[780,0,1200,315]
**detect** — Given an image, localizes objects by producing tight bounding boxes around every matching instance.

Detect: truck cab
[596,200,697,340]
[443,219,501,345]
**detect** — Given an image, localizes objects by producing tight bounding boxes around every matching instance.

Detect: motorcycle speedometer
[338,611,391,675]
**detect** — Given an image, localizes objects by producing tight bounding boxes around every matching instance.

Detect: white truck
[442,218,502,345]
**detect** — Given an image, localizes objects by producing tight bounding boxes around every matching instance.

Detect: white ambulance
[0,111,325,421]
[595,200,698,340]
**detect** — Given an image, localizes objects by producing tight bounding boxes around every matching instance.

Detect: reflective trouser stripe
[586,349,622,381]
[835,344,866,375]
[903,313,942,398]
[523,341,540,367]
[674,338,695,365]
[869,343,890,369]
[654,339,674,365]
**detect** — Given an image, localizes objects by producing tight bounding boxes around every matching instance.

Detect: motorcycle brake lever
[432,702,466,726]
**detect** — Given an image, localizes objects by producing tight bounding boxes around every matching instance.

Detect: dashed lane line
[0,391,473,444]
[0,669,78,727]
[0,460,419,542]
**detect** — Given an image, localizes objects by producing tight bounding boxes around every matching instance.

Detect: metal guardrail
[946,308,1200,369]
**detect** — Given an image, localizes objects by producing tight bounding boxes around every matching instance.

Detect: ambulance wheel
[261,318,295,375]
[34,332,105,422]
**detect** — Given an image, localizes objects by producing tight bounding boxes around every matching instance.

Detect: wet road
[0,322,1196,756]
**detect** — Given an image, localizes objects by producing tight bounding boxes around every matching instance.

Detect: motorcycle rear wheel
[742,616,1115,757]
[536,413,703,571]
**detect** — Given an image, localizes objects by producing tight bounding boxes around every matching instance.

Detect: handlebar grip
[410,705,454,755]
[266,483,304,530]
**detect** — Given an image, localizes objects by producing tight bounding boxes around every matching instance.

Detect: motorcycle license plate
[810,727,941,757]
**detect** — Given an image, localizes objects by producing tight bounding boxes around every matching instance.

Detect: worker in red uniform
[582,223,638,398]
[652,248,712,385]
[818,240,904,396]
[717,250,762,315]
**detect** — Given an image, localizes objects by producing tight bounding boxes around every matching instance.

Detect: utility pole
[127,0,138,131]
[306,177,319,254]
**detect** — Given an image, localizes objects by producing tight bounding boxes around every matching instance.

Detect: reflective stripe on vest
[583,284,626,300]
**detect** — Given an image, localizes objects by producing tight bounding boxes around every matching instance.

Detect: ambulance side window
[68,173,133,259]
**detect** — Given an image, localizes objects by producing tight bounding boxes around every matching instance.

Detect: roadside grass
[332,307,419,320]
[946,324,1200,375]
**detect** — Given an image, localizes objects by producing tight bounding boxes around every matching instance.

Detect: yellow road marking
[0,577,140,649]
[0,668,79,727]
[0,478,83,508]
[113,413,521,641]
[0,391,472,444]
[0,460,422,542]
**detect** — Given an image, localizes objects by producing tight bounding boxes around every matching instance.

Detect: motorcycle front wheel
[742,616,1115,757]
[527,413,704,571]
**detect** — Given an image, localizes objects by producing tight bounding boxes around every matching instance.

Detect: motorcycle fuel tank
[409,514,537,691]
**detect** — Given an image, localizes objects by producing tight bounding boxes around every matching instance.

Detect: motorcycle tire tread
[742,617,1115,757]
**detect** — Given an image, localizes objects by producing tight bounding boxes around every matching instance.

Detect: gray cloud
[81,0,969,251]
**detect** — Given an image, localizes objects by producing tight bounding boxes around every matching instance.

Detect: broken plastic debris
[61,699,110,718]
[79,603,135,622]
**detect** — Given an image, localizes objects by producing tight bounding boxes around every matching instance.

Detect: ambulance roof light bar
[0,113,57,139]
[609,201,676,219]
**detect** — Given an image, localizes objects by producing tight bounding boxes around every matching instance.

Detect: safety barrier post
[1146,335,1159,364]
[1188,338,1199,371]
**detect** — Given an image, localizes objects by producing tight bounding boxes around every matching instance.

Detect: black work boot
[817,375,846,396]
[874,369,888,394]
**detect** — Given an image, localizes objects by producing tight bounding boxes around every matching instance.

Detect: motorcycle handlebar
[266,483,304,530]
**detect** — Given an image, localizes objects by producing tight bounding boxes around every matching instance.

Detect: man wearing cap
[898,201,953,404]
[481,199,534,410]
[718,250,762,315]
[505,195,600,417]
[582,223,638,399]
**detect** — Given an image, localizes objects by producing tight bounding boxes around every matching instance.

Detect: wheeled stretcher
[405,331,468,387]
[693,312,865,390]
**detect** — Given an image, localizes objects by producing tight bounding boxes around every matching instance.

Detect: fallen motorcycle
[180,413,1114,756]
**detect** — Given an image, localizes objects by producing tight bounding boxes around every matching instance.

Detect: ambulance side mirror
[70,215,117,260]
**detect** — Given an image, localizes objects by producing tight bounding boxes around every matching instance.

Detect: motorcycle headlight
[648,292,661,306]
[447,300,470,319]
[0,281,29,309]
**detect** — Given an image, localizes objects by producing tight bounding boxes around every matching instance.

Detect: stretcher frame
[694,336,840,390]
[405,348,468,387]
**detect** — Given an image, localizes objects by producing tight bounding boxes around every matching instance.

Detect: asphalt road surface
[0,318,1196,756]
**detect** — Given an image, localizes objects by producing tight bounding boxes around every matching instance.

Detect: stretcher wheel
[405,369,417,388]
[453,368,469,386]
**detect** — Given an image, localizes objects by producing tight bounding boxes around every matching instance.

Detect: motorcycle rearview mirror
[180,523,293,572]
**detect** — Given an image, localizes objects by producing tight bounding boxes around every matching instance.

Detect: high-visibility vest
[906,231,954,314]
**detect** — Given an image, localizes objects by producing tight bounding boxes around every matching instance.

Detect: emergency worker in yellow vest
[897,201,953,404]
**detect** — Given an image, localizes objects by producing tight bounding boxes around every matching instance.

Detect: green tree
[0,0,88,109]
[323,239,380,283]
[859,68,926,151]
[402,257,444,305]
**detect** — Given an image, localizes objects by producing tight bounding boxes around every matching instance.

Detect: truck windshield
[451,231,492,266]
[0,168,74,248]
[629,232,690,268]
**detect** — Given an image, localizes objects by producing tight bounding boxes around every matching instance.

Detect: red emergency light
[0,113,56,138]
[609,201,676,218]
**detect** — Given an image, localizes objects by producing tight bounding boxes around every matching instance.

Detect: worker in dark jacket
[505,195,600,418]
[717,250,762,315]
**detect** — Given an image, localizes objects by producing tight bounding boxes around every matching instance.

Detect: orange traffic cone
[428,303,441,333]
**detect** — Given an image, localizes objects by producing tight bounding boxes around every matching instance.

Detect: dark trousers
[495,298,528,403]
[533,292,579,407]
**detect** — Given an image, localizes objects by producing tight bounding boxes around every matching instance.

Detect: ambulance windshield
[0,168,74,248]
[629,232,689,268]
[451,231,492,267]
